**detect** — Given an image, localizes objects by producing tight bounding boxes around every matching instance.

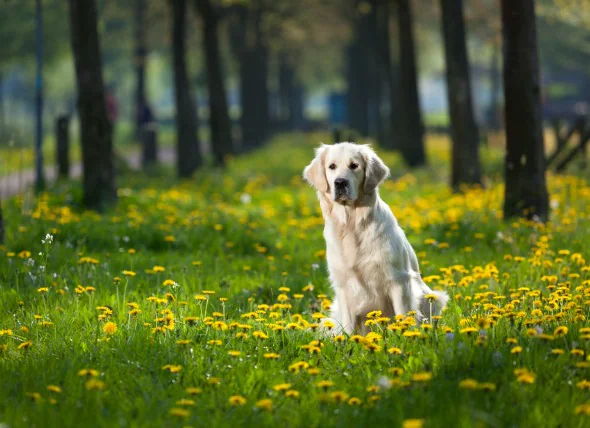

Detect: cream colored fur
[303,142,449,334]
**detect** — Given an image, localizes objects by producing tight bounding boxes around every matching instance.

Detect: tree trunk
[487,41,502,130]
[291,79,305,130]
[56,115,70,178]
[171,0,202,177]
[68,0,116,210]
[232,3,269,149]
[440,0,481,190]
[394,0,426,167]
[278,57,305,131]
[0,70,5,137]
[0,200,4,244]
[278,57,291,125]
[346,7,370,137]
[134,0,147,138]
[501,0,549,222]
[195,0,234,165]
[376,0,393,149]
[388,2,402,150]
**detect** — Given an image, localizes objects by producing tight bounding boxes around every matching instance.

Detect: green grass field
[1,133,589,427]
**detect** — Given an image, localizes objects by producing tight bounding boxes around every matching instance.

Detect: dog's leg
[389,271,415,318]
[331,289,354,334]
[389,284,410,317]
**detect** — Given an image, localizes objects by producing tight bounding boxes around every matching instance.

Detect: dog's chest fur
[321,194,400,297]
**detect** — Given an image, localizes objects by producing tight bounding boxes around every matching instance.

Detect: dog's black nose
[334,178,348,189]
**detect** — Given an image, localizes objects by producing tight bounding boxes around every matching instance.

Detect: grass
[0,133,589,427]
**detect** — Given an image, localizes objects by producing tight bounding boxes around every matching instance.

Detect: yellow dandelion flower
[255,398,273,412]
[459,379,479,390]
[402,419,424,428]
[229,395,247,406]
[411,372,433,382]
[78,369,99,377]
[330,390,349,403]
[85,379,106,391]
[348,397,362,405]
[273,383,292,392]
[264,353,280,360]
[316,380,334,389]
[185,387,202,395]
[169,408,190,418]
[162,364,183,373]
[102,322,117,335]
[18,341,33,350]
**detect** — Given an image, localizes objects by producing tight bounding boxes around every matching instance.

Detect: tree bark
[440,0,481,190]
[394,0,426,167]
[375,0,393,149]
[68,0,116,210]
[346,5,370,137]
[278,57,304,131]
[56,115,70,178]
[0,200,4,244]
[388,1,402,150]
[486,41,502,130]
[171,0,202,177]
[501,0,549,222]
[134,0,147,138]
[232,3,269,149]
[195,0,234,165]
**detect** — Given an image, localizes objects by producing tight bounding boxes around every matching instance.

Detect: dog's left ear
[303,145,329,193]
[363,146,390,194]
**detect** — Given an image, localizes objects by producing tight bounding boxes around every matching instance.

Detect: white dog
[303,142,448,334]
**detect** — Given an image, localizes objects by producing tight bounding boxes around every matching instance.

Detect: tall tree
[194,0,233,165]
[346,2,371,137]
[68,0,116,210]
[394,0,426,167]
[230,2,270,149]
[134,0,147,138]
[440,0,481,190]
[501,0,549,221]
[0,200,4,244]
[278,56,304,130]
[386,1,402,150]
[171,0,202,177]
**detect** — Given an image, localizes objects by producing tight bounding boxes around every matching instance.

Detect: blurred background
[0,0,588,206]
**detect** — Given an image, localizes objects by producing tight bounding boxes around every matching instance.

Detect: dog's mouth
[334,190,351,203]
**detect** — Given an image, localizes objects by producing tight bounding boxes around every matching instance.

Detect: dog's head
[303,142,390,204]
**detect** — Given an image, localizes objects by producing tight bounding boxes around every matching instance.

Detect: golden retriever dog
[303,142,448,334]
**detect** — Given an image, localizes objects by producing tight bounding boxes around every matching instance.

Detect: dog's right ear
[303,145,329,193]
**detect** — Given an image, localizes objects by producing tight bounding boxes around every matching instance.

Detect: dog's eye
[328,163,336,170]
[349,163,359,170]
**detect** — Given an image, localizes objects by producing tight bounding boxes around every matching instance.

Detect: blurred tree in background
[170,0,203,177]
[68,0,116,210]
[440,0,482,189]
[501,0,549,221]
[1,0,588,221]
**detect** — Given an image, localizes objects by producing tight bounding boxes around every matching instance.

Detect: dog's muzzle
[334,178,349,199]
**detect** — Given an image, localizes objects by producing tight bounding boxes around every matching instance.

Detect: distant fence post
[141,122,158,169]
[56,115,70,178]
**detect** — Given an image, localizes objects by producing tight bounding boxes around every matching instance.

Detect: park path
[0,146,175,200]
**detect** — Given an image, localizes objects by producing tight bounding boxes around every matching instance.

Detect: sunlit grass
[0,133,588,427]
